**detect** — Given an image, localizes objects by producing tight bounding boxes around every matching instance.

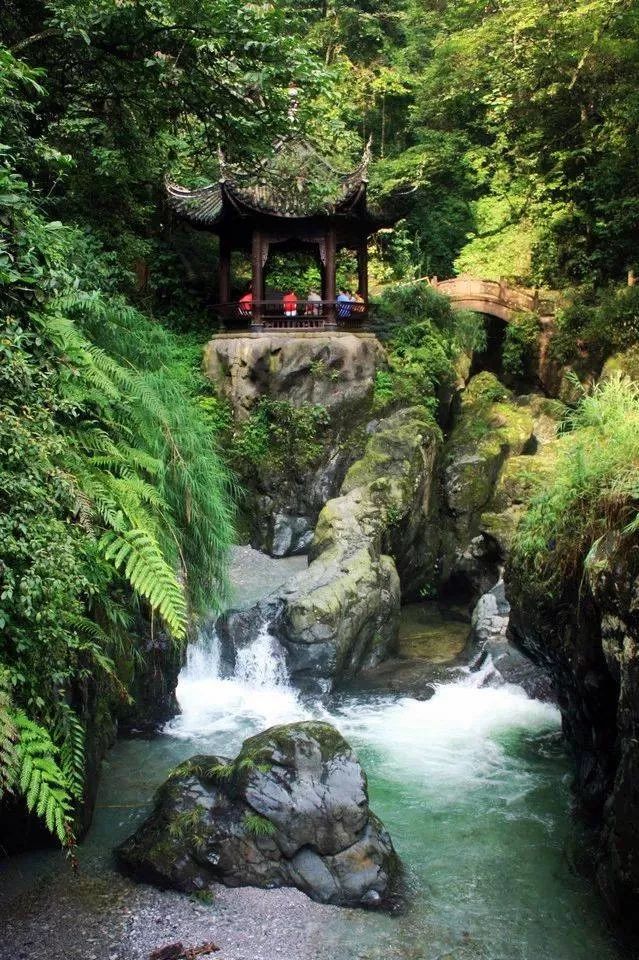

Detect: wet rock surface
[507,527,639,936]
[218,407,440,690]
[117,721,401,910]
[351,602,471,697]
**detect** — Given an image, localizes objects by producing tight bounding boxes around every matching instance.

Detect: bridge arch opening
[470,312,507,379]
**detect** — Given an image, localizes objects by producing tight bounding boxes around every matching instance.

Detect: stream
[0,547,625,960]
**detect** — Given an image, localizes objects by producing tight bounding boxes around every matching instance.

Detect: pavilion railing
[213,300,372,331]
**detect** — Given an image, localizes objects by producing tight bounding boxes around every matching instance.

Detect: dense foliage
[512,374,639,593]
[0,0,313,845]
[206,395,331,476]
[551,286,639,367]
[283,0,639,286]
[372,284,485,415]
[3,0,639,852]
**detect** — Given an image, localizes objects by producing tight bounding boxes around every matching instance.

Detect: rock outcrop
[507,529,639,935]
[440,373,534,595]
[217,406,440,690]
[601,345,639,383]
[205,332,385,555]
[205,332,384,419]
[440,375,564,598]
[117,721,401,910]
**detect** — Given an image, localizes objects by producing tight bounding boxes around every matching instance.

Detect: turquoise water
[73,633,620,960]
[0,549,625,959]
[3,657,621,960]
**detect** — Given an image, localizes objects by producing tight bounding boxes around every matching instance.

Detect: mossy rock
[488,441,560,513]
[445,375,534,520]
[601,346,639,383]
[480,440,560,552]
[516,394,567,444]
[480,507,523,552]
[118,722,401,909]
[341,406,436,494]
[398,603,470,662]
[239,721,351,768]
[461,371,512,407]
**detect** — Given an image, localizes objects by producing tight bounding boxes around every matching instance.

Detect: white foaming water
[167,621,307,743]
[330,680,560,802]
[234,621,291,687]
[169,623,560,804]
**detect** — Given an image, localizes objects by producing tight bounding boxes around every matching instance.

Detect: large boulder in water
[116,721,401,909]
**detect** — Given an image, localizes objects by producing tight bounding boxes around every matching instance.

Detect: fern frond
[100,529,187,639]
[13,711,75,848]
[0,670,19,798]
[53,702,85,802]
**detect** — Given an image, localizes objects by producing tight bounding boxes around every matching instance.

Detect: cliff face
[507,530,639,935]
[438,374,564,600]
[204,332,384,419]
[204,332,385,556]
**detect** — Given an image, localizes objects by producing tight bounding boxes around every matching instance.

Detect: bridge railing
[430,276,561,316]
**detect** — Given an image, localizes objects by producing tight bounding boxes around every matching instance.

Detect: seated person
[238,286,253,317]
[306,289,322,315]
[336,288,352,318]
[352,290,365,313]
[282,290,298,317]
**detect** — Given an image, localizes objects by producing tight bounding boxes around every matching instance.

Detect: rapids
[0,548,624,959]
[160,607,620,959]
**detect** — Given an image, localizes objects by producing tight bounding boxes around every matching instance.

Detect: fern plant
[14,712,76,848]
[243,811,277,838]
[0,99,235,853]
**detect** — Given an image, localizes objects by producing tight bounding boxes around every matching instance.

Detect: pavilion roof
[166,137,381,229]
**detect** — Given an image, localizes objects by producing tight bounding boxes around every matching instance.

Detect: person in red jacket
[238,285,253,318]
[282,289,298,317]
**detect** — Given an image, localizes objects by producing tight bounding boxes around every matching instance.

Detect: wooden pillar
[325,228,336,327]
[218,237,231,306]
[251,229,263,327]
[357,238,369,302]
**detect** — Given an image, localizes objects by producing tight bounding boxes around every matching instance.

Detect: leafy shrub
[551,286,639,366]
[230,399,330,475]
[502,313,540,377]
[512,374,639,592]
[371,283,485,414]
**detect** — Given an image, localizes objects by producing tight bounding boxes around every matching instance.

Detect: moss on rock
[601,346,639,383]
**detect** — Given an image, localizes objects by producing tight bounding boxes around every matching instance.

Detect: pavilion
[166,138,394,331]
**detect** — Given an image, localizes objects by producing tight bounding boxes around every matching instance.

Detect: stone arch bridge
[427,276,563,392]
[429,276,559,323]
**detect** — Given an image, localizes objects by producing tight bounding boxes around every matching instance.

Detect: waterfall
[234,621,291,688]
[167,618,306,742]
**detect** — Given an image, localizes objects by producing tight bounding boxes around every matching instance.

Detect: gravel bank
[0,869,349,960]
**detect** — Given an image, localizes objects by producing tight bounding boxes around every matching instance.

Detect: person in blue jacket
[336,288,352,319]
